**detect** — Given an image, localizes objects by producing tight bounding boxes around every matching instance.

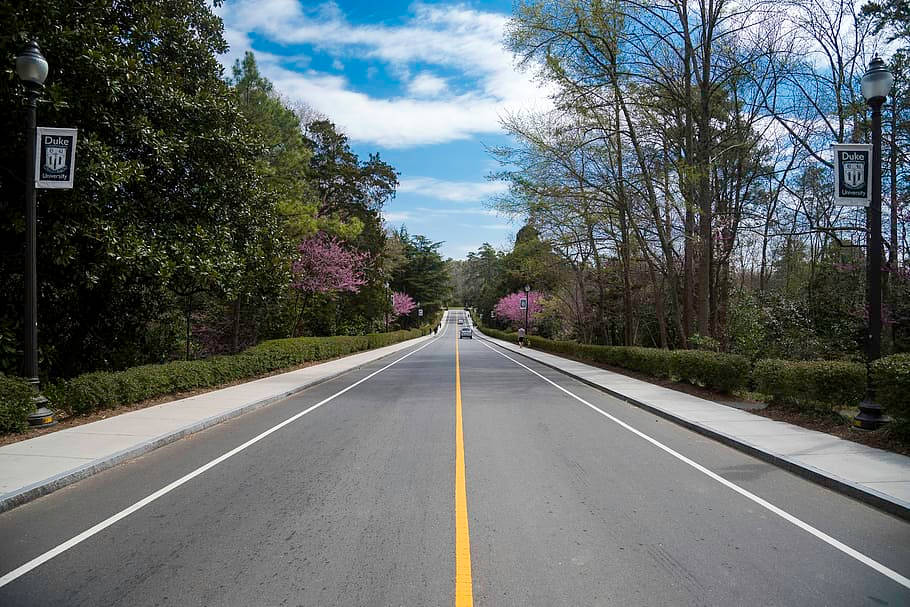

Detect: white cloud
[382,211,415,223]
[414,206,499,216]
[217,1,554,148]
[408,72,448,97]
[398,177,509,202]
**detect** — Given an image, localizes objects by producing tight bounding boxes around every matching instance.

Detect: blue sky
[216,0,553,259]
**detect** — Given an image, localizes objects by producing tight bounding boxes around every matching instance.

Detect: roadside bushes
[753,356,910,423]
[671,351,750,394]
[476,316,910,420]
[0,375,36,433]
[42,327,430,420]
[872,354,910,421]
[478,326,749,393]
[753,359,866,411]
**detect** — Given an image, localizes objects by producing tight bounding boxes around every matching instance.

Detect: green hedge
[477,315,910,421]
[478,327,749,393]
[872,354,910,421]
[0,375,37,433]
[670,350,751,394]
[753,359,866,411]
[43,326,430,420]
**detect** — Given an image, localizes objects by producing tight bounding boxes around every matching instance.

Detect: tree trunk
[231,296,242,353]
[619,209,633,346]
[684,206,696,342]
[891,97,899,267]
[185,295,192,361]
[887,97,899,350]
[759,192,771,291]
[648,262,669,348]
[616,100,633,346]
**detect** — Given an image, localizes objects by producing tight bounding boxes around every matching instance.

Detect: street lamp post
[855,56,894,430]
[384,282,390,332]
[523,284,530,339]
[16,41,56,428]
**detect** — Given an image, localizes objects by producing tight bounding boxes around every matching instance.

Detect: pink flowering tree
[292,233,368,295]
[494,291,544,329]
[290,232,369,335]
[392,291,416,317]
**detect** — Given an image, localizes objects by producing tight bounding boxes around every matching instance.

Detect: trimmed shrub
[872,353,910,421]
[477,327,747,393]
[160,360,215,392]
[114,365,174,403]
[39,326,430,425]
[0,375,36,433]
[753,359,865,411]
[670,351,750,393]
[63,371,121,414]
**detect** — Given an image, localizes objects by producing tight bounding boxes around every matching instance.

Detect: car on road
[460,327,472,339]
[457,318,464,325]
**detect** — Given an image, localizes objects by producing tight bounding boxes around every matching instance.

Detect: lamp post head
[524,284,530,293]
[861,56,893,104]
[15,41,48,89]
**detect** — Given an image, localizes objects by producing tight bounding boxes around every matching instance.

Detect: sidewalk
[477,330,910,520]
[0,317,445,513]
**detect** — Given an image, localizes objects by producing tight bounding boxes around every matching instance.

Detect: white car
[459,327,473,339]
[457,318,464,325]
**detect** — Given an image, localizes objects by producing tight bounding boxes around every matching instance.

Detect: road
[1,311,908,605]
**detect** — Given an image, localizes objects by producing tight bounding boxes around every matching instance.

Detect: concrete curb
[0,332,435,514]
[474,329,910,521]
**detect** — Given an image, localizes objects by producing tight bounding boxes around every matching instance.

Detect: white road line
[475,338,910,590]
[0,320,450,589]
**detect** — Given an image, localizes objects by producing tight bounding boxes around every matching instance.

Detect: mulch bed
[750,404,910,456]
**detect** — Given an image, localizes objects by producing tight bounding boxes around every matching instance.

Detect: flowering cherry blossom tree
[392,291,416,317]
[291,233,368,295]
[289,232,369,336]
[494,291,544,329]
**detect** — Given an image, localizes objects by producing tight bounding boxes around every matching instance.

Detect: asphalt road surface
[1,311,909,606]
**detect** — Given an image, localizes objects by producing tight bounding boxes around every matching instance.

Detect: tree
[0,0,283,374]
[290,232,369,336]
[494,291,544,329]
[304,119,398,239]
[392,292,416,317]
[390,228,451,316]
[461,244,507,320]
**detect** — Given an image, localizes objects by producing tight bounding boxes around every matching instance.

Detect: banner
[35,127,78,189]
[832,143,872,206]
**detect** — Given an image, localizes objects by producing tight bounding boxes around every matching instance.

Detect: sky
[215,0,553,259]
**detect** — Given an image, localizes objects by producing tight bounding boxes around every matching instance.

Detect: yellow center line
[454,328,474,606]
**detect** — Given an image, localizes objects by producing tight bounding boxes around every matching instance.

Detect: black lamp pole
[524,284,530,338]
[385,282,390,332]
[855,56,893,430]
[16,41,56,427]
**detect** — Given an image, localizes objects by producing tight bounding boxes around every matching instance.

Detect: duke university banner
[832,143,872,206]
[35,127,78,189]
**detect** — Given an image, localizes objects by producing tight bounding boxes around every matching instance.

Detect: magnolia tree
[494,291,544,329]
[292,233,368,295]
[392,291,416,317]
